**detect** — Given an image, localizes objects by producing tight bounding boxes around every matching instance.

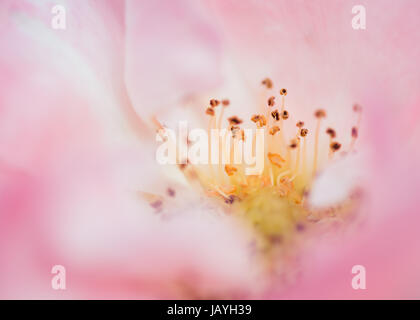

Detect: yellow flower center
[151,79,363,275]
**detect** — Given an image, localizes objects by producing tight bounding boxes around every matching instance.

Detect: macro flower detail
[1,0,420,300]
[150,80,364,287]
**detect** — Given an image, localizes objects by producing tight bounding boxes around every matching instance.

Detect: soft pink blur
[0,0,420,299]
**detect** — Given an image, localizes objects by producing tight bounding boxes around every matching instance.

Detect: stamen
[210,99,220,107]
[281,110,289,120]
[296,121,304,128]
[251,114,267,127]
[206,107,215,116]
[294,128,308,174]
[326,128,336,139]
[269,126,280,135]
[280,88,288,96]
[330,141,342,152]
[231,125,241,138]
[178,163,188,171]
[213,185,231,200]
[313,109,326,176]
[225,164,238,176]
[218,99,229,129]
[228,116,243,125]
[276,170,291,186]
[222,99,230,106]
[261,78,273,89]
[271,110,280,121]
[289,139,298,149]
[300,128,309,137]
[268,96,275,107]
[268,152,285,168]
[326,128,337,159]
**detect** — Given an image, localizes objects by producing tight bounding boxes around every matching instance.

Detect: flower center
[151,78,363,273]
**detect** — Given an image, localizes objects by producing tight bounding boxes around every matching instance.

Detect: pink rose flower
[0,0,419,299]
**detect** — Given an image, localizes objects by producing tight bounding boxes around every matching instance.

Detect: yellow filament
[312,118,321,176]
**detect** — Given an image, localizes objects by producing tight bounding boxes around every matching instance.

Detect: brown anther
[167,188,176,197]
[210,99,220,107]
[280,88,288,96]
[296,121,304,128]
[353,104,362,112]
[231,125,240,132]
[206,107,215,116]
[251,114,260,122]
[224,165,238,176]
[314,109,326,118]
[227,116,243,125]
[269,126,280,135]
[281,110,289,120]
[231,125,241,138]
[268,152,285,168]
[271,109,280,121]
[222,99,230,106]
[261,78,273,89]
[326,128,336,138]
[289,139,298,149]
[330,141,342,152]
[268,96,275,107]
[352,127,358,138]
[300,128,309,137]
[251,114,267,127]
[178,163,187,171]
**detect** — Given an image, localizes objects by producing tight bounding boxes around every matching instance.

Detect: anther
[251,114,267,127]
[300,128,309,137]
[225,165,238,176]
[227,116,243,125]
[231,125,241,138]
[268,96,275,107]
[178,163,188,171]
[206,107,215,116]
[271,109,280,121]
[314,109,326,118]
[296,121,304,128]
[351,127,358,138]
[222,99,230,106]
[280,88,288,96]
[330,142,342,152]
[269,126,280,135]
[268,152,286,168]
[326,128,336,138]
[353,104,362,113]
[210,99,220,107]
[281,110,289,120]
[289,139,298,149]
[261,78,273,89]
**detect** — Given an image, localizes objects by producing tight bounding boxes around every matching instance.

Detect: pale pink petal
[124,0,223,119]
